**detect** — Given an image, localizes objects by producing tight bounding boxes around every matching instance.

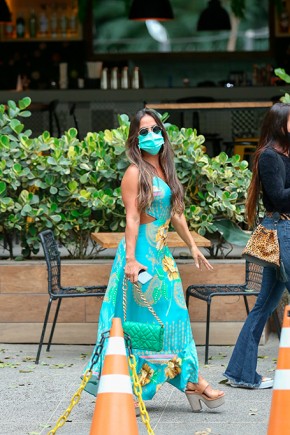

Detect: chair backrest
[245,261,263,292]
[39,230,61,296]
[231,109,266,140]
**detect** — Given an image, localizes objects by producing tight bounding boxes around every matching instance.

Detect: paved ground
[0,333,279,435]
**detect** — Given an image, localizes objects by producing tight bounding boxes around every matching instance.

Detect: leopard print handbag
[242,223,280,268]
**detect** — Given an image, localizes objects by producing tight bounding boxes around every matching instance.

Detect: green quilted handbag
[122,277,164,352]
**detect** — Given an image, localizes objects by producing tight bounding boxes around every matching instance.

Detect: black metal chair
[26,100,61,138]
[176,96,223,155]
[35,229,107,364]
[185,261,281,364]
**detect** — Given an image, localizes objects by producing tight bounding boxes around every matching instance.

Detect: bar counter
[1,87,287,141]
[0,86,288,104]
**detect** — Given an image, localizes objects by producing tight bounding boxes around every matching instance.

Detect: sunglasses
[139,125,162,136]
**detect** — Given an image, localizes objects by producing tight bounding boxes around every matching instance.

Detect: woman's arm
[121,165,147,282]
[171,213,213,270]
[259,150,290,210]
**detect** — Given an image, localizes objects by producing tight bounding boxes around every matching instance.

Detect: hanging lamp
[0,0,11,23]
[129,0,174,21]
[197,0,231,31]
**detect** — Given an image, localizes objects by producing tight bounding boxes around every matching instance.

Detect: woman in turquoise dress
[83,108,225,412]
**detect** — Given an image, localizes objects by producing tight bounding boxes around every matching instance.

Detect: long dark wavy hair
[126,108,184,215]
[246,102,290,227]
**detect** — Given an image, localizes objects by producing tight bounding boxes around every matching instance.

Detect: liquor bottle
[5,18,14,39]
[29,9,37,38]
[121,66,129,89]
[131,67,140,89]
[110,67,118,90]
[39,4,49,37]
[100,68,108,90]
[50,3,58,38]
[69,0,78,35]
[60,3,68,37]
[16,13,25,38]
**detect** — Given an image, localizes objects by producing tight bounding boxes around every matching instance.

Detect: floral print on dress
[139,363,155,386]
[162,255,179,280]
[156,219,170,251]
[165,356,182,379]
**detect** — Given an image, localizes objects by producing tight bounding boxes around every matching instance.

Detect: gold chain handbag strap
[122,276,164,327]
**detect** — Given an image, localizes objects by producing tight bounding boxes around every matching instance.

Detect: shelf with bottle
[274,0,290,37]
[2,0,82,42]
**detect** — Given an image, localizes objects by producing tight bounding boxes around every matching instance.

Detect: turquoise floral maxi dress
[83,177,199,399]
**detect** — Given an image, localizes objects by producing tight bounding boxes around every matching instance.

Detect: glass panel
[92,0,269,54]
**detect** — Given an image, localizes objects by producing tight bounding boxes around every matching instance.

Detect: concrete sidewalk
[0,334,279,435]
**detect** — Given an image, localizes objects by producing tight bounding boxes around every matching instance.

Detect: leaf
[214,219,250,246]
[50,363,66,369]
[39,424,51,429]
[49,186,58,195]
[18,96,31,110]
[274,68,290,84]
[51,215,62,223]
[13,163,22,174]
[79,163,90,171]
[68,127,78,138]
[80,353,88,359]
[0,181,6,195]
[249,408,258,415]
[195,429,212,435]
[18,110,31,118]
[75,287,86,292]
[22,356,36,362]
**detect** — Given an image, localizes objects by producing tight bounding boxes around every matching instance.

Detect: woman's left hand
[190,246,213,271]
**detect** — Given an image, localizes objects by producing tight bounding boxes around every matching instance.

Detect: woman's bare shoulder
[122,164,139,183]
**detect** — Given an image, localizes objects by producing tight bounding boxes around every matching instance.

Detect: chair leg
[46,298,62,352]
[205,301,211,365]
[35,298,53,364]
[54,111,61,137]
[272,309,281,339]
[185,291,190,308]
[243,295,250,315]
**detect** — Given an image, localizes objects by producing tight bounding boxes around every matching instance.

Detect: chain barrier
[125,334,155,435]
[46,331,109,435]
[46,329,154,435]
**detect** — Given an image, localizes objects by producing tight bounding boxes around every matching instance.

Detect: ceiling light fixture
[0,0,12,23]
[197,0,231,31]
[129,0,174,21]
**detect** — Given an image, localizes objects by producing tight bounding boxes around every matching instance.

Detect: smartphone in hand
[138,269,153,284]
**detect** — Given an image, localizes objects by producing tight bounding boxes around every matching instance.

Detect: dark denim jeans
[224,216,290,388]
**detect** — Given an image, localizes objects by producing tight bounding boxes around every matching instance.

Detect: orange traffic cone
[268,305,290,434]
[90,317,138,435]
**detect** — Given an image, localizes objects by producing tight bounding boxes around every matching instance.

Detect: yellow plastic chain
[47,369,92,435]
[46,341,154,434]
[128,353,155,435]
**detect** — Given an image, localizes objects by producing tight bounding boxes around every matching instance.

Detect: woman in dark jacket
[224,102,290,389]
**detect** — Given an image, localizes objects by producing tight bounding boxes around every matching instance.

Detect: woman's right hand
[125,259,147,284]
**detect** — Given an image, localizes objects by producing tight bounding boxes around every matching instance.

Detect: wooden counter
[146,101,273,110]
[0,87,286,104]
[91,231,211,248]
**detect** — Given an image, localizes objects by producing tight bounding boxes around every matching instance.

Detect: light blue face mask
[138,131,164,155]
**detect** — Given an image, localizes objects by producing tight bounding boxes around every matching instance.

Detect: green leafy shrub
[0,98,252,259]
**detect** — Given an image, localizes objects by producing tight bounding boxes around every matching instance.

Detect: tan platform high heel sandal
[186,378,225,412]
